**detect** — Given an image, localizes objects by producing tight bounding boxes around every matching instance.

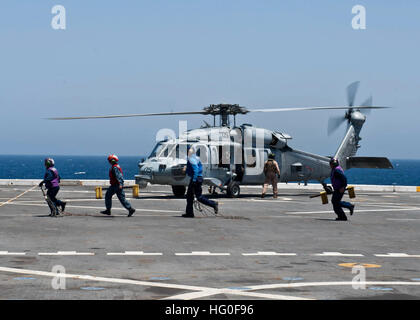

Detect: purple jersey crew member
[39,158,66,214]
[329,158,355,221]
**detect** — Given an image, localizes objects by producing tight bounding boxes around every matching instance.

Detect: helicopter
[50,81,393,197]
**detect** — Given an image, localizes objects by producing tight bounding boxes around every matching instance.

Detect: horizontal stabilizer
[346,157,393,169]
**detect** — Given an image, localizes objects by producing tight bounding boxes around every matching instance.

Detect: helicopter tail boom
[333,110,366,170]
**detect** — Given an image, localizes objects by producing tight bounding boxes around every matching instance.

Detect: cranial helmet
[329,158,339,167]
[44,158,55,168]
[268,153,275,159]
[107,154,119,164]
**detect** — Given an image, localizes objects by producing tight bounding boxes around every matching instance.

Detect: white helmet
[44,158,55,167]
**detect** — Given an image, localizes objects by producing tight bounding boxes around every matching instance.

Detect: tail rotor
[327,81,378,136]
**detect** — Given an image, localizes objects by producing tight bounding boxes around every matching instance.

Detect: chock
[132,184,139,198]
[95,186,103,199]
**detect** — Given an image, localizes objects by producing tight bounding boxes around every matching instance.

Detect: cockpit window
[174,144,189,159]
[195,145,208,164]
[149,142,166,158]
[167,144,208,162]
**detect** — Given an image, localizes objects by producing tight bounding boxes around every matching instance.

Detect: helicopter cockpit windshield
[149,142,168,158]
[148,141,208,163]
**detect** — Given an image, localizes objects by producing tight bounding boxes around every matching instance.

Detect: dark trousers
[105,185,132,211]
[331,190,353,218]
[47,186,64,208]
[186,177,216,215]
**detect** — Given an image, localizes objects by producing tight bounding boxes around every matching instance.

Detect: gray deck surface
[0,184,419,300]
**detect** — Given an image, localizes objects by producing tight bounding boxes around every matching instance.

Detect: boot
[182,213,194,218]
[128,208,135,217]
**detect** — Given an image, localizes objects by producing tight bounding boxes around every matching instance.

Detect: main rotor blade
[47,110,206,120]
[248,105,387,113]
[48,104,389,120]
[347,81,360,107]
[327,115,346,136]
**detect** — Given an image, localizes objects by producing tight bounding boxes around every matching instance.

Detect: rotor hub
[202,104,249,127]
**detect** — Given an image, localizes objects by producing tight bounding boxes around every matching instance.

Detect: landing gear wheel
[227,182,240,198]
[172,185,186,197]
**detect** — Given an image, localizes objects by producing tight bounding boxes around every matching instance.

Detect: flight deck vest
[109,164,123,186]
[330,165,345,190]
[46,167,60,189]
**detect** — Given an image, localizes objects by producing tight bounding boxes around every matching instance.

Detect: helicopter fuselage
[135,124,332,196]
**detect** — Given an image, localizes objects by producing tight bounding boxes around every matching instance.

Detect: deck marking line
[285,207,420,215]
[7,202,181,213]
[313,252,364,257]
[242,252,297,256]
[0,251,26,256]
[374,253,420,258]
[107,251,163,256]
[38,251,95,256]
[246,281,420,291]
[0,186,37,207]
[0,266,310,300]
[175,251,231,256]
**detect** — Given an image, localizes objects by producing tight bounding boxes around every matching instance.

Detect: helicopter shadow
[314,218,342,222]
[33,214,63,218]
[136,192,314,200]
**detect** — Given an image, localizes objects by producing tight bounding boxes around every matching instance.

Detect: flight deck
[0,182,419,300]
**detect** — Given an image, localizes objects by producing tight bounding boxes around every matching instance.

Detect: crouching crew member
[262,153,280,198]
[183,147,218,218]
[330,158,355,221]
[39,158,66,215]
[101,154,136,217]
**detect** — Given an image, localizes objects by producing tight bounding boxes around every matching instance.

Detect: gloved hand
[38,181,44,187]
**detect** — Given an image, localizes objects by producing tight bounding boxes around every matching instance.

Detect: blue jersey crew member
[39,158,66,214]
[330,158,355,221]
[101,154,136,217]
[183,147,218,218]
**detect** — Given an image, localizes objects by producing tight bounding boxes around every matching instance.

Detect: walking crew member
[262,153,280,198]
[101,154,136,217]
[39,158,66,214]
[330,158,355,221]
[183,146,218,218]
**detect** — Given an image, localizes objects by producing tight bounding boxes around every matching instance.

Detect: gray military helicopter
[51,81,393,197]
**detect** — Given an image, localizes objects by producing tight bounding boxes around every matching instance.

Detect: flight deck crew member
[101,154,136,217]
[39,158,66,215]
[183,147,218,218]
[262,153,280,198]
[329,158,355,221]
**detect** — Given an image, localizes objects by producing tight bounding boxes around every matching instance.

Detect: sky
[0,1,419,158]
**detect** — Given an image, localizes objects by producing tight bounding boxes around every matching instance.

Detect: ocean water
[0,155,142,181]
[0,155,419,186]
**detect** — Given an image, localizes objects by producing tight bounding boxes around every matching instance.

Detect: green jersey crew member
[101,154,136,217]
